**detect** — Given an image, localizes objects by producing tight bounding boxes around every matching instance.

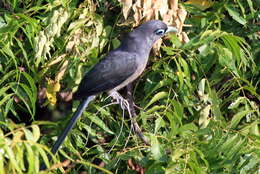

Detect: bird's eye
[155,29,165,35]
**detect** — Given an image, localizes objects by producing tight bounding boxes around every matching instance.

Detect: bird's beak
[166,26,178,33]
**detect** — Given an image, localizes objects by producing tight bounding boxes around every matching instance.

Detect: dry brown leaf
[181,32,190,43]
[59,91,73,102]
[143,0,152,14]
[132,0,142,25]
[178,7,187,24]
[38,87,47,100]
[66,29,82,52]
[50,159,71,170]
[121,0,133,19]
[145,9,154,21]
[176,7,187,33]
[55,60,69,82]
[47,54,66,67]
[153,38,163,55]
[170,0,179,11]
[118,0,190,52]
[127,159,145,174]
[158,0,169,18]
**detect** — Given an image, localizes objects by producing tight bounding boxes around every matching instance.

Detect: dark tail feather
[40,95,95,170]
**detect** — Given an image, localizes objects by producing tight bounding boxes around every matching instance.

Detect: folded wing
[74,50,137,99]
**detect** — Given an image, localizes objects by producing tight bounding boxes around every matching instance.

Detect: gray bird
[50,20,177,158]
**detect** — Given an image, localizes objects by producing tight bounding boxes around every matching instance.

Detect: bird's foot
[108,91,129,110]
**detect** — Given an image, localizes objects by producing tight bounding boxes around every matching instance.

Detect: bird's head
[120,20,178,53]
[135,20,178,44]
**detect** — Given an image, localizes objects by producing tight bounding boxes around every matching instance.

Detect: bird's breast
[110,54,149,92]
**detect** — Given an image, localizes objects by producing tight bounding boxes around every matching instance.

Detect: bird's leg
[126,84,150,145]
[108,91,129,110]
[108,90,150,146]
[107,91,132,153]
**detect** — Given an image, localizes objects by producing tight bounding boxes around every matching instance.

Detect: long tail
[41,95,95,170]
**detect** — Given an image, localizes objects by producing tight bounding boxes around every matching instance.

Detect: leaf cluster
[0,0,259,173]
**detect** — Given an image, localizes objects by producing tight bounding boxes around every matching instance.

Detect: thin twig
[126,84,150,145]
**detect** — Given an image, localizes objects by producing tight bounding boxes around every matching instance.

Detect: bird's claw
[108,91,129,110]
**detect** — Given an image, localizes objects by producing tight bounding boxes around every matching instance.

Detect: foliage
[0,121,54,173]
[0,0,259,173]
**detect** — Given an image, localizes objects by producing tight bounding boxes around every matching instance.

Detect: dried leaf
[177,8,187,24]
[121,0,133,19]
[170,0,179,11]
[133,0,142,25]
[181,32,190,43]
[55,60,68,82]
[59,91,73,102]
[158,0,169,17]
[47,54,66,67]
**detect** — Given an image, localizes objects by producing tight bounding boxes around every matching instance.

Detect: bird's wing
[74,50,137,99]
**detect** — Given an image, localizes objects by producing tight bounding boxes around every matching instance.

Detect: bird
[42,20,177,169]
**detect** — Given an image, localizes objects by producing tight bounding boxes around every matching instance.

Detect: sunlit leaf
[5,146,22,173]
[154,117,165,133]
[145,91,168,109]
[185,0,214,10]
[0,151,4,174]
[31,125,40,142]
[150,135,163,161]
[230,110,255,128]
[199,104,211,128]
[46,79,60,105]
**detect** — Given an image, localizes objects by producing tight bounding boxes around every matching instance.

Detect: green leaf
[239,120,259,135]
[0,152,4,174]
[230,110,255,128]
[199,104,211,128]
[217,44,239,76]
[23,128,34,141]
[246,0,254,14]
[179,123,198,137]
[22,72,37,102]
[112,38,121,49]
[209,89,226,124]
[145,91,168,109]
[31,125,40,142]
[146,162,165,174]
[37,145,51,169]
[150,135,163,161]
[198,78,206,97]
[0,70,16,86]
[226,137,245,159]
[5,146,22,173]
[144,79,172,100]
[84,113,114,135]
[228,97,247,109]
[154,117,165,134]
[79,122,103,138]
[219,134,239,152]
[24,143,35,174]
[146,105,166,114]
[172,100,184,121]
[225,5,247,25]
[0,94,13,106]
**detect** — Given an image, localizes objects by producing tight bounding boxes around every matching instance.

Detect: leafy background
[0,0,259,173]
